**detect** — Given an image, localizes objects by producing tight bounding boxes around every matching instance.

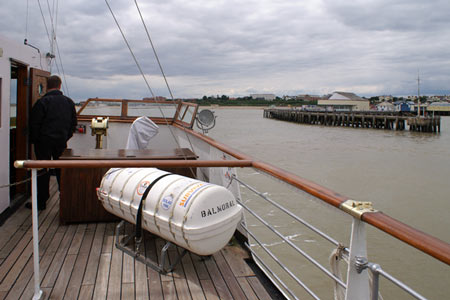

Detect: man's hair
[47,75,62,90]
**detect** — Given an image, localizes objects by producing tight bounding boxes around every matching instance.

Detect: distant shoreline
[201,105,267,109]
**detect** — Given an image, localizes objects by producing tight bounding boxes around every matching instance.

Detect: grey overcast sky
[1,0,450,101]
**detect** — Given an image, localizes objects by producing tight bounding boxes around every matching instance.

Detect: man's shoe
[25,202,46,210]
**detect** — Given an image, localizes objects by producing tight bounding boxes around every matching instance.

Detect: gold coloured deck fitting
[340,199,378,219]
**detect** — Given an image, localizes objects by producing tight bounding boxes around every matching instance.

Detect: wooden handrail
[363,212,450,265]
[14,159,253,169]
[174,124,450,265]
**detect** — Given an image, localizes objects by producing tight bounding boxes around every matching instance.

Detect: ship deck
[0,178,272,300]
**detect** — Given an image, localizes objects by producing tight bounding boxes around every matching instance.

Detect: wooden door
[30,68,50,108]
[11,67,49,197]
[11,63,29,196]
[29,68,50,160]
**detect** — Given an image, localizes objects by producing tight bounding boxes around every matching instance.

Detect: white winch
[97,168,242,256]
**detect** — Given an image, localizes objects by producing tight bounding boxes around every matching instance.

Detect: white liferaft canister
[97,168,242,256]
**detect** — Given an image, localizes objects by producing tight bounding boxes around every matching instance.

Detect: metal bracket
[340,200,378,219]
[354,256,368,273]
[115,221,187,275]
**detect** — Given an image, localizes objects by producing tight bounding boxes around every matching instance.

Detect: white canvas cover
[126,116,159,149]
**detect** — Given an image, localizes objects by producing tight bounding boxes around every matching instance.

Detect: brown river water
[206,108,449,300]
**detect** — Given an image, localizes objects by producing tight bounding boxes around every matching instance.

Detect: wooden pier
[263,109,441,132]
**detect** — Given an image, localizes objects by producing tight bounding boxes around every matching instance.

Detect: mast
[417,72,421,117]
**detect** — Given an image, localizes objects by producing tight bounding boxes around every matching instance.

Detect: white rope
[329,245,347,300]
[329,245,384,300]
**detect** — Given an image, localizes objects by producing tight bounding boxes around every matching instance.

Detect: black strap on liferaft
[135,173,174,242]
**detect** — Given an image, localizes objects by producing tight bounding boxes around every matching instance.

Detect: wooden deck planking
[0,197,60,292]
[162,280,178,300]
[199,279,220,300]
[19,220,69,300]
[134,228,149,300]
[0,210,30,260]
[145,233,164,299]
[168,248,192,300]
[179,248,207,300]
[41,224,77,288]
[190,254,211,280]
[82,222,106,286]
[107,239,124,300]
[63,223,96,300]
[236,277,259,300]
[3,202,62,299]
[91,252,111,299]
[212,251,247,299]
[78,284,94,300]
[48,254,77,299]
[0,178,274,300]
[247,276,273,300]
[122,282,135,299]
[221,243,255,277]
[122,223,135,284]
[204,256,234,300]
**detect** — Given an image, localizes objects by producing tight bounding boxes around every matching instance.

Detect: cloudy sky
[1,0,450,101]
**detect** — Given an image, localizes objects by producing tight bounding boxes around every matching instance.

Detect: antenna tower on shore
[417,71,421,117]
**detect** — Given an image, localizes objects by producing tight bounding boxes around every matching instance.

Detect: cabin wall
[0,35,48,213]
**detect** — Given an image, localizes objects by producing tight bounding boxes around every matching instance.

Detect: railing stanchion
[31,169,43,300]
[369,264,381,300]
[345,218,370,300]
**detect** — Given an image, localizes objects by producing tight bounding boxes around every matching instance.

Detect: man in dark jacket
[27,75,77,210]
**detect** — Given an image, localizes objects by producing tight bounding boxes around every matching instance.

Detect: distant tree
[369,96,379,104]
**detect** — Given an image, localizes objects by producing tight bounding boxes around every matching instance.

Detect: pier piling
[263,109,441,133]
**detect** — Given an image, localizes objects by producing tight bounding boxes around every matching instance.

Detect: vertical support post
[345,218,370,300]
[369,264,381,300]
[32,169,43,300]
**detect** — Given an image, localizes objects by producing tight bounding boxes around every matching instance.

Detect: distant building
[427,102,450,114]
[251,94,276,101]
[376,101,395,111]
[379,95,393,102]
[317,91,370,111]
[296,94,321,101]
[393,101,414,112]
[143,96,167,101]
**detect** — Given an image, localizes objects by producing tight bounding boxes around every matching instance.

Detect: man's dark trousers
[34,140,65,208]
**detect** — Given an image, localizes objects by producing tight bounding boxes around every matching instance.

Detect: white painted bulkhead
[0,35,48,213]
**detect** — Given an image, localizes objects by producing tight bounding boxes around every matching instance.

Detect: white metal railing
[233,171,430,300]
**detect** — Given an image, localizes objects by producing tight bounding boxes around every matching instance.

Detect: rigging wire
[37,0,53,50]
[53,39,70,96]
[133,0,175,100]
[45,0,56,55]
[104,0,157,99]
[25,0,30,41]
[43,0,70,96]
[131,0,199,158]
[105,0,197,177]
